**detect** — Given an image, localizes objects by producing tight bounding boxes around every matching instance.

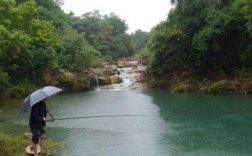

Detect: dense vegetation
[0,0,148,99]
[146,0,252,93]
[69,10,137,60]
[0,133,62,156]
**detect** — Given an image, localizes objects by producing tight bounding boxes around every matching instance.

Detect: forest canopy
[148,0,252,79]
[0,0,148,98]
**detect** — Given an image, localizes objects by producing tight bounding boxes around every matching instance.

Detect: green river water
[1,89,252,156]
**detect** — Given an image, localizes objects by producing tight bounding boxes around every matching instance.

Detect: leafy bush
[2,79,37,99]
[0,70,10,95]
[134,47,152,61]
[171,83,194,93]
[205,80,235,94]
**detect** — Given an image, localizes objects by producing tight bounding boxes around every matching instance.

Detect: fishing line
[49,113,158,122]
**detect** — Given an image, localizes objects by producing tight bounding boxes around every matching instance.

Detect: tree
[69,10,136,60]
[149,0,252,77]
[131,29,149,50]
[104,13,128,37]
[0,0,57,82]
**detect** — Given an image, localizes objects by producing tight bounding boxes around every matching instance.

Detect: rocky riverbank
[90,58,147,90]
[144,72,252,94]
[0,58,147,100]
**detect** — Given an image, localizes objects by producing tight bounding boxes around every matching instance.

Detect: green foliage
[131,30,149,50]
[0,134,27,156]
[234,0,252,35]
[150,22,187,75]
[69,10,137,60]
[171,83,194,93]
[2,79,37,99]
[0,0,146,99]
[0,0,106,98]
[117,33,136,57]
[149,0,252,78]
[0,133,63,156]
[0,70,9,95]
[205,80,235,94]
[135,47,152,61]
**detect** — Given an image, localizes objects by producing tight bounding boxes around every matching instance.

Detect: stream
[1,66,252,155]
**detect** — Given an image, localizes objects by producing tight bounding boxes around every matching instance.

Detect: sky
[62,0,172,33]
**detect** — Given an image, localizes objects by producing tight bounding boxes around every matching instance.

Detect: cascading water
[95,60,146,90]
[94,77,99,89]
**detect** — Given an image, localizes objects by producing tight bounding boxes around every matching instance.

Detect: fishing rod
[48,113,158,122]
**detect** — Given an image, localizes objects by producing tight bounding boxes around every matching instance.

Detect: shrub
[171,83,194,93]
[0,70,10,94]
[2,80,37,99]
[205,80,235,94]
[134,47,152,61]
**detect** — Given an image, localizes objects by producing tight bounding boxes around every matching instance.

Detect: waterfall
[94,77,99,89]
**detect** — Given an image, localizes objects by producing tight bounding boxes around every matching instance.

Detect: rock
[117,61,139,67]
[141,60,149,66]
[94,62,105,68]
[105,65,117,69]
[116,70,121,75]
[91,68,103,76]
[97,77,112,85]
[125,61,139,67]
[97,76,122,85]
[103,69,117,76]
[107,62,117,65]
[118,61,125,68]
[111,76,123,84]
[64,72,75,81]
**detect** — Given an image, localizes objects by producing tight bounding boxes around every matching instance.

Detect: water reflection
[144,90,252,155]
[1,90,252,155]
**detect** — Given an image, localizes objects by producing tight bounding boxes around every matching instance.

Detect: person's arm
[43,101,50,122]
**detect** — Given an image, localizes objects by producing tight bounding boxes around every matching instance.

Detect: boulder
[141,60,149,66]
[118,61,139,67]
[97,76,122,85]
[116,70,121,75]
[91,68,103,76]
[103,69,116,76]
[111,76,123,84]
[97,77,112,85]
[64,72,75,81]
[105,65,117,69]
[118,61,125,68]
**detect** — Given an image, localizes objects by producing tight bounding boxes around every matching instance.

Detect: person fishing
[29,98,50,156]
[21,86,62,155]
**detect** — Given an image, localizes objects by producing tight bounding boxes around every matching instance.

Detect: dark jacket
[29,100,47,130]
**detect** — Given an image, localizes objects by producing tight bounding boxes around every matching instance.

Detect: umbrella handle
[49,113,55,122]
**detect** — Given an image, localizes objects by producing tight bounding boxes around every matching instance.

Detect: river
[1,69,252,155]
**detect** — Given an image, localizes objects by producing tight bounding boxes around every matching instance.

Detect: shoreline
[144,73,252,94]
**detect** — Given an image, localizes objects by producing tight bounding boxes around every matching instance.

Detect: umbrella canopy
[21,86,62,112]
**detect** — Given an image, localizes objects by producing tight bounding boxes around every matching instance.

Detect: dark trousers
[30,128,46,144]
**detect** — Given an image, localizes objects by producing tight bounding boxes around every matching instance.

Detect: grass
[0,133,63,156]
